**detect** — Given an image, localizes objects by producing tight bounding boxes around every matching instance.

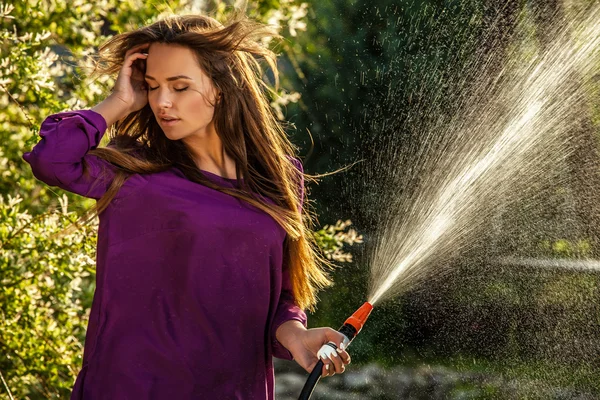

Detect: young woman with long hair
[23,13,350,399]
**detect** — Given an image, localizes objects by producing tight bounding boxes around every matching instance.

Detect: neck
[181,123,237,179]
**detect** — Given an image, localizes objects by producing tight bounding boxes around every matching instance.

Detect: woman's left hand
[277,321,351,377]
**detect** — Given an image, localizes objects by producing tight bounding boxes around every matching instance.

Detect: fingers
[322,328,351,366]
[125,43,150,59]
[122,52,148,76]
[324,329,350,353]
[320,356,340,377]
[321,359,331,378]
[337,344,351,365]
[328,345,345,374]
[308,327,353,378]
[120,44,150,79]
[319,353,345,377]
[319,344,351,378]
[110,48,150,111]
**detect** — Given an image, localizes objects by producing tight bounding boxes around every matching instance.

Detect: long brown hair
[85,13,331,311]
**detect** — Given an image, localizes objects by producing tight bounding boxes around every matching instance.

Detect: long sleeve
[23,110,115,200]
[270,268,308,360]
[271,157,308,360]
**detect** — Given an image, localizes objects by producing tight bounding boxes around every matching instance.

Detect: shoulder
[285,155,304,173]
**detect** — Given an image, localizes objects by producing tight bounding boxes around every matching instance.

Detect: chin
[162,130,185,141]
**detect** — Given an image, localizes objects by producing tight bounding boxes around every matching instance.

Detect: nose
[157,91,173,109]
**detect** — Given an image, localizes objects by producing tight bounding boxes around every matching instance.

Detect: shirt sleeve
[23,110,117,200]
[271,157,308,360]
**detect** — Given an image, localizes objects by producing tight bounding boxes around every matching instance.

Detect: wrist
[275,320,306,350]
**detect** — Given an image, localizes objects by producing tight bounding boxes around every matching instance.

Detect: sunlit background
[1,1,600,399]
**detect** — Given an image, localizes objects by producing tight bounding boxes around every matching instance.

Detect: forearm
[91,95,130,127]
[275,319,307,351]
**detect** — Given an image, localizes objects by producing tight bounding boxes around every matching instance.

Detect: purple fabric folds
[23,110,307,400]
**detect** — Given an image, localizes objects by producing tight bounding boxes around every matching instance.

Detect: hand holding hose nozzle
[298,302,374,400]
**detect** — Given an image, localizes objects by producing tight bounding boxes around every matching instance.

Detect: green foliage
[0,194,98,398]
[313,219,363,262]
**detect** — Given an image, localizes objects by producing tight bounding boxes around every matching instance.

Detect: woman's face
[144,43,219,141]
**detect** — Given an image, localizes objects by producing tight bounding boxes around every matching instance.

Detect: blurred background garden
[2,0,600,399]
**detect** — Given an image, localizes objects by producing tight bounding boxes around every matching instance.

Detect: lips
[158,115,180,126]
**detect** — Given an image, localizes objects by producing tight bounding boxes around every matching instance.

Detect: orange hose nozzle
[344,302,374,334]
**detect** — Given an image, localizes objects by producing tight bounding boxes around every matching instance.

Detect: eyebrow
[145,75,193,82]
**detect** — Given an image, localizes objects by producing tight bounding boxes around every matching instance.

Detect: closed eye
[147,87,188,92]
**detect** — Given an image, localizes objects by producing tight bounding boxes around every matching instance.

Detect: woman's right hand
[110,43,150,115]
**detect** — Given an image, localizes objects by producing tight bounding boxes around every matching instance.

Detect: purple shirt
[23,110,307,399]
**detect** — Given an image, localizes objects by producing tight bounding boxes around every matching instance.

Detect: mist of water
[367,4,600,305]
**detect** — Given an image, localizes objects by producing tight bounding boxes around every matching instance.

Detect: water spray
[298,302,374,400]
[301,4,600,399]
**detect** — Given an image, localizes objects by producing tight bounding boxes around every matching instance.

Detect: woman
[23,13,350,400]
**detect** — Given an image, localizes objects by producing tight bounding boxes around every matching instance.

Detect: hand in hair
[92,44,150,126]
[112,43,151,115]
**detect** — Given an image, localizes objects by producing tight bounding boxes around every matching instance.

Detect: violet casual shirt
[23,110,307,400]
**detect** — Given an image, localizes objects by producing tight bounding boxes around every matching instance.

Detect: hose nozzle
[344,301,373,335]
[299,301,375,400]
